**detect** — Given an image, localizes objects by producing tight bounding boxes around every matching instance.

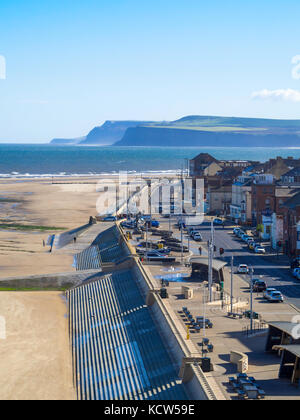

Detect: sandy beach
[0,291,75,400]
[0,177,103,278]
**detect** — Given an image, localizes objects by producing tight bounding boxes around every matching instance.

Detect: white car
[192,232,202,242]
[268,291,284,303]
[238,264,249,274]
[255,246,266,254]
[263,287,277,299]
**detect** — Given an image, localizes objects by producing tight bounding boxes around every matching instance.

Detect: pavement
[133,216,300,400]
[161,217,300,310]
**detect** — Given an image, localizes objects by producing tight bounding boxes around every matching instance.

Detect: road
[186,220,300,309]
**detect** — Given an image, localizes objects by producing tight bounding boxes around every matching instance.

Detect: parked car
[213,218,223,225]
[268,291,284,303]
[145,251,168,260]
[238,264,249,274]
[103,215,117,221]
[233,227,241,235]
[253,280,267,292]
[121,221,135,228]
[157,248,171,255]
[263,287,277,300]
[296,271,300,281]
[248,242,257,250]
[241,234,250,241]
[255,246,266,254]
[196,317,213,328]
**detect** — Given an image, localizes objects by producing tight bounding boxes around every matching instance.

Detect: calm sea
[1,144,300,177]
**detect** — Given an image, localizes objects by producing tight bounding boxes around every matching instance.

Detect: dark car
[253,280,267,292]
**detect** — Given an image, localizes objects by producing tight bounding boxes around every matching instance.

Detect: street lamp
[250,266,254,334]
[230,255,234,314]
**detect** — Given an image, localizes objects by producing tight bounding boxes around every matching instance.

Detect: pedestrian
[199,246,202,255]
[74,237,76,243]
[43,240,45,247]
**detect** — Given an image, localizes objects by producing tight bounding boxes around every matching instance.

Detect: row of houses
[189,153,300,257]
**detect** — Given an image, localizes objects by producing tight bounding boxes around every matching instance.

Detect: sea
[1,144,300,178]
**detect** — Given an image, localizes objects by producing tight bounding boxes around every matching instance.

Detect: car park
[238,264,249,274]
[263,288,277,300]
[268,291,284,303]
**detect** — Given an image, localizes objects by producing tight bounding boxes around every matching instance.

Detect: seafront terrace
[125,217,300,400]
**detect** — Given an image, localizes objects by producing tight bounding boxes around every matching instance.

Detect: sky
[0,0,300,142]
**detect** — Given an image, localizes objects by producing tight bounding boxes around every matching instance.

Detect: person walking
[198,246,202,255]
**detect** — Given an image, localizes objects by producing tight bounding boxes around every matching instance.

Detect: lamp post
[230,255,234,314]
[208,220,214,302]
[250,266,254,334]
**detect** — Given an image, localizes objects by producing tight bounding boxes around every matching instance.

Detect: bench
[207,344,214,353]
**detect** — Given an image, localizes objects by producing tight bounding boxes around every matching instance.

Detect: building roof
[282,167,300,178]
[190,153,219,164]
[189,257,227,271]
[281,191,300,209]
[272,345,300,358]
[275,187,299,198]
[267,160,291,180]
[268,321,300,336]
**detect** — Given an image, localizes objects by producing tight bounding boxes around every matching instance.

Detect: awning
[268,322,300,337]
[272,345,300,358]
[189,256,227,271]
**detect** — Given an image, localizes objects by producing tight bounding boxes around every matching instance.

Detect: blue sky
[0,0,300,142]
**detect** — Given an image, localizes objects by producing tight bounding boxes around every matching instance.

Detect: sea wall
[0,270,102,289]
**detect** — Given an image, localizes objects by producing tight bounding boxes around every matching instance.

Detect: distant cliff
[114,126,300,147]
[79,120,154,145]
[114,115,300,147]
[51,115,300,147]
